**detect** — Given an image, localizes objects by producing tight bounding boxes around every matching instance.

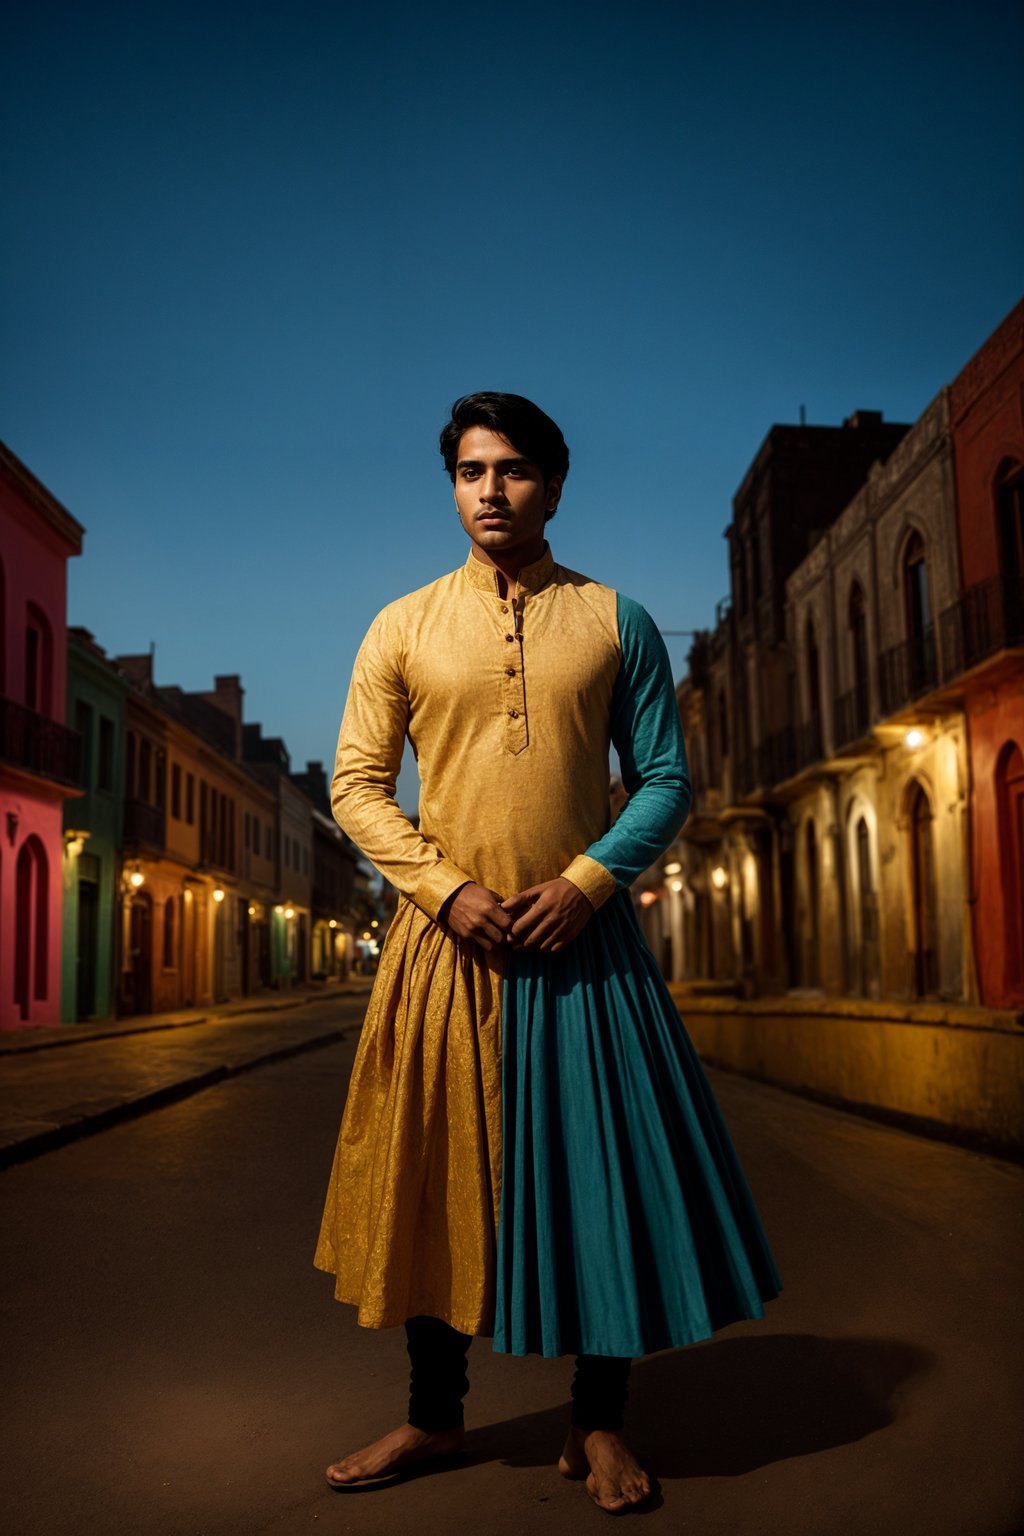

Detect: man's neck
[468,538,547,600]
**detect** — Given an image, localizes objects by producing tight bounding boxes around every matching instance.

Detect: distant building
[0,444,84,1029]
[63,628,129,1022]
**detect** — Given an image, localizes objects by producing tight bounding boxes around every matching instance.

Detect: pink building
[0,443,84,1028]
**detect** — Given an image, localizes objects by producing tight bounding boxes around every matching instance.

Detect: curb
[0,1024,356,1171]
[0,985,373,1058]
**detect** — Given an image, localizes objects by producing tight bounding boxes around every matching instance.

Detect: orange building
[949,299,1024,1007]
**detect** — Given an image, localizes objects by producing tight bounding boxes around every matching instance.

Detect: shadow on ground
[464,1333,934,1479]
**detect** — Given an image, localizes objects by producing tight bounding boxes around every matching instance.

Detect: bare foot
[326,1422,464,1488]
[558,1426,652,1513]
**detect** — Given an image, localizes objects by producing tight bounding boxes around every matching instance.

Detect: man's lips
[477,513,511,526]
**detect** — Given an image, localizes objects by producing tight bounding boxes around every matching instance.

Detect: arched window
[849,582,869,734]
[25,603,53,716]
[902,531,936,695]
[907,780,938,997]
[804,616,823,761]
[163,896,177,969]
[996,459,1024,578]
[995,741,1024,996]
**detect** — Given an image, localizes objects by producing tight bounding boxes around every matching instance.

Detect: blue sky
[3,0,1022,809]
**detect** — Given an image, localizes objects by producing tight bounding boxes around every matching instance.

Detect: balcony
[0,695,82,786]
[939,573,1024,677]
[123,797,165,848]
[835,682,870,750]
[878,626,938,715]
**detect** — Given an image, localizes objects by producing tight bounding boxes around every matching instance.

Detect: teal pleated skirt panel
[494,891,783,1358]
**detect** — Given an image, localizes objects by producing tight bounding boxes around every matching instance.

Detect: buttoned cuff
[412,859,476,923]
[559,854,618,911]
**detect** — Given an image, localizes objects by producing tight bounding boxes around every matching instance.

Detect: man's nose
[480,469,505,501]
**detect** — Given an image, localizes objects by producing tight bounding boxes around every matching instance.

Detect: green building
[61,629,128,1022]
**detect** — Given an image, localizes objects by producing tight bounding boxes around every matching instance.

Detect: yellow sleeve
[330,607,475,921]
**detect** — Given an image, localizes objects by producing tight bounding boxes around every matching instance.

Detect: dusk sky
[3,1,1022,810]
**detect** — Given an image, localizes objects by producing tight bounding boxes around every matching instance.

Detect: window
[98,716,114,792]
[25,603,53,715]
[253,817,260,857]
[997,461,1024,576]
[75,699,94,787]
[186,772,195,825]
[172,763,181,819]
[244,811,250,850]
[138,737,152,803]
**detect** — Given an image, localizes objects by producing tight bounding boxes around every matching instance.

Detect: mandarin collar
[462,542,556,596]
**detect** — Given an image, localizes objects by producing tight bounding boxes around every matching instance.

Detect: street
[1,999,1022,1536]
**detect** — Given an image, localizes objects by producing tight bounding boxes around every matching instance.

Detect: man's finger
[501,888,540,914]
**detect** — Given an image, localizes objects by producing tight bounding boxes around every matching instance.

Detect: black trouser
[405,1315,632,1432]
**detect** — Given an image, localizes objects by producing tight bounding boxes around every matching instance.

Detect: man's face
[453,425,561,561]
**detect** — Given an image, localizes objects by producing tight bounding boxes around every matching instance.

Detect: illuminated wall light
[184,888,194,904]
[371,919,379,929]
[904,728,926,750]
[248,905,257,917]
[664,861,682,876]
[274,904,284,914]
[362,930,372,940]
[63,833,86,858]
[284,906,295,919]
[213,887,225,903]
[328,919,337,929]
[129,870,145,889]
[670,879,684,892]
[639,890,659,908]
[711,866,728,890]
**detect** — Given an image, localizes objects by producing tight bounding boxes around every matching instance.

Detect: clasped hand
[441,878,593,954]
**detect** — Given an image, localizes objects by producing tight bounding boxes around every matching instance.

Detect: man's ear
[545,474,563,519]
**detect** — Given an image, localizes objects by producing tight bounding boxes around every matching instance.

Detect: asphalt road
[1,1006,1022,1536]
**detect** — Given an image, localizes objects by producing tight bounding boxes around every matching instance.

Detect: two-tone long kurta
[314,543,782,1357]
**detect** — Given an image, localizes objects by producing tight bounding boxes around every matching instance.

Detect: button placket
[501,594,528,754]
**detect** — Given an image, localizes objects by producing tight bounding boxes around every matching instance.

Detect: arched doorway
[907,780,938,997]
[14,835,49,1022]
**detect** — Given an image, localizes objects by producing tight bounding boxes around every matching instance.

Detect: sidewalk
[0,980,373,1169]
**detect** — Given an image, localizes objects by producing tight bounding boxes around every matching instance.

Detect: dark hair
[439,392,570,516]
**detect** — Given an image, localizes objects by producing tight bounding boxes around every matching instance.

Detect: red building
[949,299,1024,1007]
[0,444,84,1028]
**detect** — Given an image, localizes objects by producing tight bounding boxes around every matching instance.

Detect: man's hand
[440,883,514,951]
[501,877,594,954]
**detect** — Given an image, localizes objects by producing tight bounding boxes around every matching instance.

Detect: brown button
[505,633,515,642]
[505,667,516,677]
[500,604,509,613]
[508,708,519,718]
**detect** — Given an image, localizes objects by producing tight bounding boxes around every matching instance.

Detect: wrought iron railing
[878,625,938,715]
[0,695,81,785]
[835,682,870,749]
[939,572,1024,677]
[123,797,165,848]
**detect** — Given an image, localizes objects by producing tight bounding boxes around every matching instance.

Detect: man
[314,392,782,1513]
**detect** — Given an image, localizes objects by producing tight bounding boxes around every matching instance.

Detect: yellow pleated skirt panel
[314,895,504,1335]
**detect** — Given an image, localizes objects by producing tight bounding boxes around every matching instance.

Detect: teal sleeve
[581,593,692,886]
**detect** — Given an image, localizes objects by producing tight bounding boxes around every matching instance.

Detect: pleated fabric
[313,895,504,1336]
[495,890,783,1358]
